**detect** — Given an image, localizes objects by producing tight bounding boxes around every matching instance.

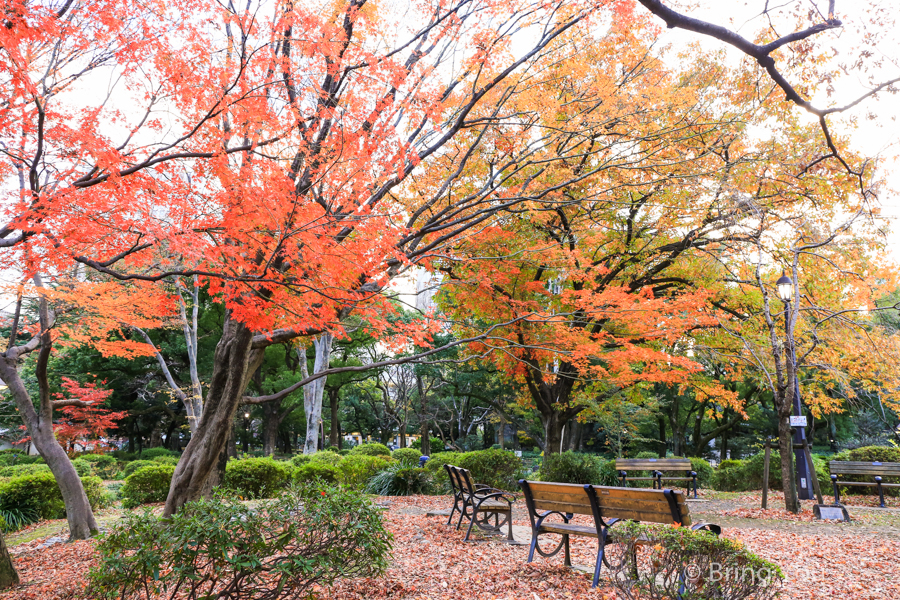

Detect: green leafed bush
[71,459,94,477]
[422,451,462,491]
[89,485,392,600]
[290,454,312,467]
[0,464,51,478]
[150,455,179,466]
[711,459,746,492]
[121,460,157,479]
[222,457,292,499]
[540,451,603,484]
[609,522,782,600]
[0,472,107,520]
[338,455,394,488]
[121,465,175,509]
[349,443,392,457]
[366,462,432,496]
[455,449,523,491]
[391,448,421,466]
[139,447,180,460]
[830,445,900,496]
[309,451,343,466]
[411,437,445,453]
[293,462,340,484]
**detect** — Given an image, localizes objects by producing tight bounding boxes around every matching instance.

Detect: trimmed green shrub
[322,446,341,454]
[831,445,900,464]
[411,437,446,453]
[422,451,462,491]
[293,462,340,484]
[290,454,312,467]
[111,450,138,461]
[366,462,431,496]
[540,451,603,484]
[121,465,175,508]
[222,457,292,499]
[338,455,394,488]
[0,472,107,520]
[0,463,51,478]
[349,443,391,457]
[609,522,782,600]
[830,445,900,496]
[89,485,392,600]
[139,447,179,460]
[339,449,350,456]
[391,448,421,465]
[309,451,343,466]
[79,454,119,478]
[711,459,746,492]
[150,455,179,466]
[71,459,94,477]
[456,449,523,491]
[121,460,157,479]
[597,458,623,486]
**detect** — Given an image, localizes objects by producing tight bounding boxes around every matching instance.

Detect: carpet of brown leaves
[1,494,898,599]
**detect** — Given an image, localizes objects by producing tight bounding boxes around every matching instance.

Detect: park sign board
[813,504,851,522]
[789,415,808,427]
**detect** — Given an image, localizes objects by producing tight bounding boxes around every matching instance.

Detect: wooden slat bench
[830,461,900,508]
[518,480,720,588]
[616,458,698,498]
[445,465,515,541]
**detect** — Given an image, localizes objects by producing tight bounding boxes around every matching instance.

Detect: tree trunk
[657,415,667,457]
[328,389,341,448]
[164,315,259,517]
[0,326,99,540]
[0,535,18,589]
[261,399,283,456]
[777,409,799,513]
[301,333,333,455]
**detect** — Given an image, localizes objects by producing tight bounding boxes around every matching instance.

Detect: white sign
[514,450,522,458]
[789,415,808,427]
[818,506,845,520]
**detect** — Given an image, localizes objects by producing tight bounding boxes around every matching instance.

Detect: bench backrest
[615,458,692,471]
[829,461,900,478]
[519,480,693,527]
[446,465,478,494]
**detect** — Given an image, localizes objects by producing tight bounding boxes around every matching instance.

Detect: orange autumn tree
[0,0,622,519]
[50,378,127,456]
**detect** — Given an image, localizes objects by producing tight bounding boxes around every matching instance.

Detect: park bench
[518,480,720,588]
[444,464,516,542]
[616,458,698,498]
[829,461,900,508]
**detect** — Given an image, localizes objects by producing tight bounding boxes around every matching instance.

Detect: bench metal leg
[619,471,627,487]
[831,475,841,505]
[563,533,571,566]
[527,530,538,563]
[592,529,607,588]
[692,472,698,499]
[876,477,886,508]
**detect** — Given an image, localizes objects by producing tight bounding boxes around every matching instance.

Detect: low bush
[71,459,94,477]
[322,446,341,453]
[455,449,523,491]
[0,464,51,478]
[0,472,107,520]
[89,485,391,600]
[139,447,180,460]
[830,445,900,496]
[596,458,623,486]
[294,462,340,484]
[711,459,746,492]
[411,437,446,453]
[422,451,462,491]
[121,460,158,479]
[309,451,343,466]
[540,451,603,484]
[121,465,175,508]
[222,457,292,499]
[79,454,119,478]
[110,450,138,461]
[150,455,179,466]
[349,443,391,457]
[366,462,431,496]
[391,448,421,465]
[608,522,782,600]
[338,455,393,488]
[290,454,312,467]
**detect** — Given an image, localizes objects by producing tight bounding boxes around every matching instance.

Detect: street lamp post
[776,272,813,501]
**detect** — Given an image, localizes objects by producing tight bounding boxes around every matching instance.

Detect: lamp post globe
[776,272,793,302]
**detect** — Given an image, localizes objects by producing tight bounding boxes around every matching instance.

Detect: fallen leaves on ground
[2,494,898,599]
[722,507,871,523]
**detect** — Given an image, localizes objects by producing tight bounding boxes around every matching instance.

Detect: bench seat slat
[539,523,599,538]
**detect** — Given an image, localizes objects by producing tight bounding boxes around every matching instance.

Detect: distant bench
[830,461,900,508]
[518,480,720,588]
[615,458,698,498]
[445,464,515,541]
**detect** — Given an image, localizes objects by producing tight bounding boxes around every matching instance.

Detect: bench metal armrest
[471,490,516,505]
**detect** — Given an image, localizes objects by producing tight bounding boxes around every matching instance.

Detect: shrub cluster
[349,443,392,457]
[139,448,180,460]
[121,465,175,508]
[121,460,158,479]
[710,451,830,493]
[294,462,340,484]
[222,457,292,499]
[338,455,393,488]
[608,522,782,600]
[89,485,392,600]
[540,451,604,484]
[0,471,107,523]
[390,448,421,465]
